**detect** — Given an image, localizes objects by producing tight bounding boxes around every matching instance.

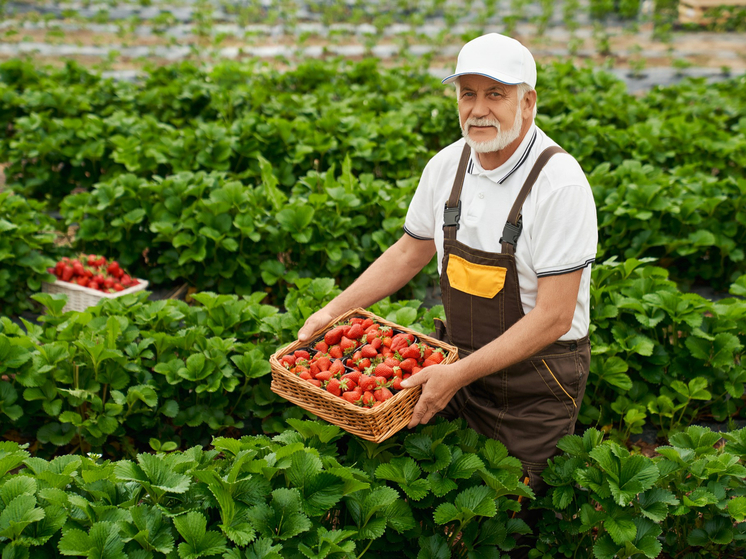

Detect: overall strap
[500,146,567,255]
[443,144,471,241]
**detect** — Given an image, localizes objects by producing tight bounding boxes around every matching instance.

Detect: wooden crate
[679,0,746,24]
[269,308,459,443]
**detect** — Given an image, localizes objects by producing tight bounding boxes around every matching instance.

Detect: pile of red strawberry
[48,254,140,293]
[280,316,446,408]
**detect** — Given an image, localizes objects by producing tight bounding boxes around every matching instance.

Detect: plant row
[1,59,745,311]
[0,419,532,559]
[0,259,744,458]
[0,277,447,457]
[1,420,746,559]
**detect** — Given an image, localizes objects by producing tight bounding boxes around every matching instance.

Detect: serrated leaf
[173,511,228,559]
[605,516,637,545]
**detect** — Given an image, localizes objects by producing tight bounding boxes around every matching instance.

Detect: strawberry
[392,377,404,390]
[356,358,371,371]
[362,318,375,329]
[370,337,382,350]
[120,274,133,287]
[339,336,356,353]
[384,357,400,368]
[299,371,312,380]
[316,371,333,382]
[347,323,364,340]
[282,355,296,367]
[429,350,445,364]
[314,341,329,353]
[327,379,343,397]
[422,358,438,368]
[308,379,322,387]
[342,371,361,385]
[329,360,345,376]
[400,358,417,373]
[325,327,344,346]
[329,345,343,359]
[400,344,421,360]
[342,390,362,404]
[359,375,377,392]
[61,265,74,282]
[295,350,311,360]
[352,350,363,362]
[382,336,392,348]
[103,277,114,289]
[362,391,375,406]
[310,362,320,376]
[422,345,434,360]
[361,345,378,359]
[315,356,331,371]
[374,387,393,402]
[72,261,85,277]
[412,366,423,375]
[374,363,394,379]
[350,317,364,325]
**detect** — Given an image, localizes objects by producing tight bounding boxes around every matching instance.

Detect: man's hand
[400,363,463,428]
[298,308,336,344]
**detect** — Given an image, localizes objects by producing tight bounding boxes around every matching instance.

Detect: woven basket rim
[42,278,149,298]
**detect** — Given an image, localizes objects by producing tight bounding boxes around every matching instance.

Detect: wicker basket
[42,278,149,313]
[269,308,459,443]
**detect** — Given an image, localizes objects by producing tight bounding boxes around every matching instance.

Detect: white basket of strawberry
[269,308,458,443]
[42,254,148,312]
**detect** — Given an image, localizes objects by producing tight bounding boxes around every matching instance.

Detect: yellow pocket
[446,254,507,299]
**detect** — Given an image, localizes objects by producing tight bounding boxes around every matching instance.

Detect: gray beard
[461,105,524,154]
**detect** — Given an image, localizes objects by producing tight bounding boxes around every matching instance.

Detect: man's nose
[472,94,490,118]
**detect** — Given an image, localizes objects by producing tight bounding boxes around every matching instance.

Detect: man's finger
[400,370,428,389]
[407,402,427,429]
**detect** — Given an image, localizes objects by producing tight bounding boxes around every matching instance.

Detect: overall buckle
[443,201,461,230]
[500,217,523,248]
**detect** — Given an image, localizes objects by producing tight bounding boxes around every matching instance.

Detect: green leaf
[417,534,450,559]
[246,488,311,541]
[59,521,127,559]
[605,516,636,545]
[728,496,746,522]
[173,511,229,559]
[0,495,45,540]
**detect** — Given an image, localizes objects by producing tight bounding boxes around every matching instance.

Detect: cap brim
[442,71,523,86]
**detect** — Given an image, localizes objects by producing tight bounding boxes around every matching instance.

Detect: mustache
[463,117,501,131]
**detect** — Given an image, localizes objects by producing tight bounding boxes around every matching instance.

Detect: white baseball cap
[442,33,537,89]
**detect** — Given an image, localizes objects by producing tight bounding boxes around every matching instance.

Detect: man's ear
[523,89,537,119]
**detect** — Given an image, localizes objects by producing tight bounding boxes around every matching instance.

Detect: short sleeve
[404,160,437,241]
[531,183,598,277]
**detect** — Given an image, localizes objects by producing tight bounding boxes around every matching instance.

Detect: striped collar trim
[467,128,538,184]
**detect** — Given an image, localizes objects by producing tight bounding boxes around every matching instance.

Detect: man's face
[457,74,525,153]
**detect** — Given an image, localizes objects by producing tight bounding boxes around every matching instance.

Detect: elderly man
[299,32,597,546]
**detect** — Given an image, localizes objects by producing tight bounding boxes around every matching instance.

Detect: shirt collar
[467,125,538,184]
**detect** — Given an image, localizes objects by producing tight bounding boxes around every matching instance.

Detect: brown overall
[436,144,591,508]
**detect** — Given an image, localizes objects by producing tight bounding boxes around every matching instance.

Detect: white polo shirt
[404,124,598,341]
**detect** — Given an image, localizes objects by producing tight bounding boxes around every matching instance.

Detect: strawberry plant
[583,258,746,439]
[532,425,746,558]
[60,158,421,300]
[0,278,450,457]
[0,191,59,316]
[0,419,531,558]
